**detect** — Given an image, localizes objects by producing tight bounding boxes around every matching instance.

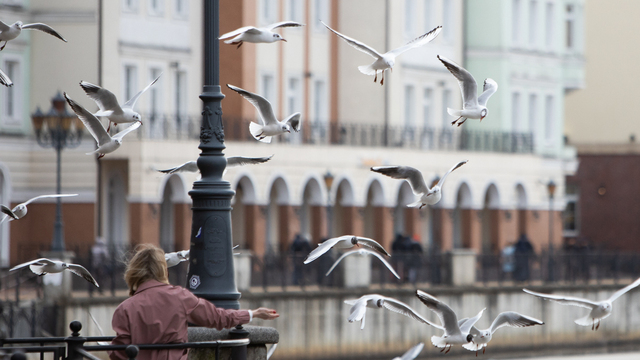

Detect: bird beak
[281,38,288,42]
[426,193,432,197]
[286,129,291,133]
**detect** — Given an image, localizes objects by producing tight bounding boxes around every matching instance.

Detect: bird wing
[437,55,478,109]
[219,26,260,40]
[22,23,67,42]
[1,205,17,220]
[0,68,13,87]
[416,290,461,336]
[436,160,468,188]
[266,343,278,360]
[325,250,356,276]
[399,343,424,360]
[67,264,99,287]
[267,21,305,30]
[22,194,78,206]
[157,161,198,174]
[304,236,347,264]
[227,155,274,168]
[10,258,55,272]
[112,121,142,141]
[608,277,640,302]
[477,78,498,107]
[367,250,400,279]
[79,81,123,113]
[321,21,383,59]
[0,20,9,31]
[123,73,161,110]
[65,93,112,146]
[371,166,429,195]
[489,311,544,334]
[523,289,598,309]
[284,113,302,132]
[458,318,482,336]
[387,26,442,58]
[354,236,390,256]
[227,84,278,126]
[383,297,444,329]
[459,308,485,334]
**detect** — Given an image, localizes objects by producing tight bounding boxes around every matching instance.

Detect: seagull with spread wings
[524,277,640,330]
[79,74,161,131]
[10,258,99,287]
[65,93,141,159]
[304,235,390,265]
[219,21,304,48]
[460,312,544,355]
[0,67,12,87]
[344,294,440,330]
[325,248,400,279]
[1,194,78,224]
[157,155,274,175]
[0,20,67,51]
[322,21,441,85]
[371,160,468,208]
[226,84,301,143]
[393,343,424,360]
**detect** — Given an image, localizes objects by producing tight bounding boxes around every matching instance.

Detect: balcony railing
[133,114,535,153]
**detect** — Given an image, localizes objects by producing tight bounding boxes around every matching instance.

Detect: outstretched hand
[252,307,279,320]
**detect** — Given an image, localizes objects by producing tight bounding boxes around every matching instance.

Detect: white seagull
[65,93,142,159]
[344,294,441,330]
[10,258,99,287]
[325,248,400,279]
[523,277,640,330]
[322,21,442,85]
[157,155,274,175]
[460,311,544,355]
[0,20,67,51]
[219,21,304,48]
[371,160,468,208]
[165,250,189,268]
[79,74,161,131]
[1,194,78,224]
[416,290,484,353]
[393,343,424,360]
[304,235,390,264]
[438,55,498,126]
[0,67,12,87]
[226,84,301,143]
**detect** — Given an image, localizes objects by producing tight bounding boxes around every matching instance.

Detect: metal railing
[131,114,535,153]
[1,320,250,360]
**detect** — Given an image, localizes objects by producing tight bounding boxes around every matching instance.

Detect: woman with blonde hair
[110,244,278,360]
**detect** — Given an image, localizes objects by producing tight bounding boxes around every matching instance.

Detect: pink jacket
[110,280,250,360]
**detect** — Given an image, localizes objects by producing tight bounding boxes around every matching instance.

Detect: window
[174,0,188,18]
[262,0,278,24]
[563,184,579,236]
[124,65,137,103]
[442,0,453,42]
[545,3,554,49]
[289,0,303,23]
[314,0,329,31]
[423,88,433,128]
[405,0,416,38]
[528,94,537,133]
[262,74,276,114]
[404,85,415,127]
[512,92,521,132]
[123,0,139,12]
[287,77,301,115]
[545,95,554,144]
[423,0,433,30]
[565,4,575,50]
[149,68,162,117]
[175,71,186,116]
[529,1,537,46]
[313,80,327,123]
[149,0,164,16]
[442,89,451,127]
[512,0,522,45]
[1,60,20,125]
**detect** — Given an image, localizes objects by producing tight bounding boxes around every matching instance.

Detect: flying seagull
[226,84,301,143]
[304,235,390,264]
[371,160,468,208]
[10,258,99,287]
[157,155,274,175]
[524,277,640,330]
[79,74,161,131]
[460,312,544,355]
[0,67,12,87]
[1,194,78,224]
[0,20,67,51]
[325,248,400,279]
[416,290,484,353]
[393,343,424,360]
[344,294,441,330]
[219,21,304,48]
[437,55,498,126]
[322,21,442,85]
[65,93,141,159]
[165,250,190,268]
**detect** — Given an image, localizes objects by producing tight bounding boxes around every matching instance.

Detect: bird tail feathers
[407,199,423,208]
[358,65,377,76]
[463,342,485,352]
[94,110,114,117]
[249,122,272,143]
[224,38,239,45]
[447,108,462,116]
[574,315,593,327]
[86,149,100,155]
[29,264,46,276]
[431,336,448,349]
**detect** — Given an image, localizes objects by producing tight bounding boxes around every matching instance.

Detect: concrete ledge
[188,326,278,360]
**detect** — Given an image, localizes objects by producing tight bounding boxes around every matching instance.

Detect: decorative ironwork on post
[187,0,240,309]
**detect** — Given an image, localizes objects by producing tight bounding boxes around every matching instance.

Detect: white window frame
[149,67,163,116]
[528,0,537,47]
[563,185,580,237]
[148,0,165,16]
[512,92,521,132]
[405,0,416,39]
[173,0,188,19]
[565,3,576,51]
[175,69,187,117]
[528,93,537,134]
[545,94,554,145]
[442,88,452,128]
[313,79,328,123]
[511,0,522,46]
[261,73,278,117]
[261,0,278,25]
[122,0,139,13]
[287,76,302,116]
[422,87,433,128]
[122,63,138,106]
[1,56,22,128]
[423,0,433,31]
[288,0,304,23]
[313,0,329,32]
[545,2,554,50]
[442,0,454,43]
[404,84,416,128]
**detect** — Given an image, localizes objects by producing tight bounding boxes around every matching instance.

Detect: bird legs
[439,345,452,354]
[451,117,467,127]
[236,41,243,49]
[98,153,105,159]
[0,41,6,51]
[592,320,600,331]
[373,70,387,85]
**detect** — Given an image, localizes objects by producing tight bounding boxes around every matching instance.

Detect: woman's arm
[109,307,132,360]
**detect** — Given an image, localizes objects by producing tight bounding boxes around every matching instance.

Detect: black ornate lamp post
[31,92,83,252]
[323,171,334,238]
[547,180,556,282]
[186,0,240,309]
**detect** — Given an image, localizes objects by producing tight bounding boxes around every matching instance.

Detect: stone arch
[159,175,185,252]
[364,180,385,242]
[515,183,528,237]
[232,175,259,251]
[266,177,290,253]
[453,182,473,248]
[394,182,415,236]
[333,179,356,237]
[301,177,324,243]
[482,183,501,253]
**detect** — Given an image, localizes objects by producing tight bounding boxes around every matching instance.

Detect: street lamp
[31,92,83,252]
[323,171,334,238]
[547,180,556,282]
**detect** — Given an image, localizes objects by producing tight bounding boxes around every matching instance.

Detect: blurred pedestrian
[514,234,534,282]
[407,235,423,284]
[290,234,312,285]
[501,242,515,280]
[91,237,110,293]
